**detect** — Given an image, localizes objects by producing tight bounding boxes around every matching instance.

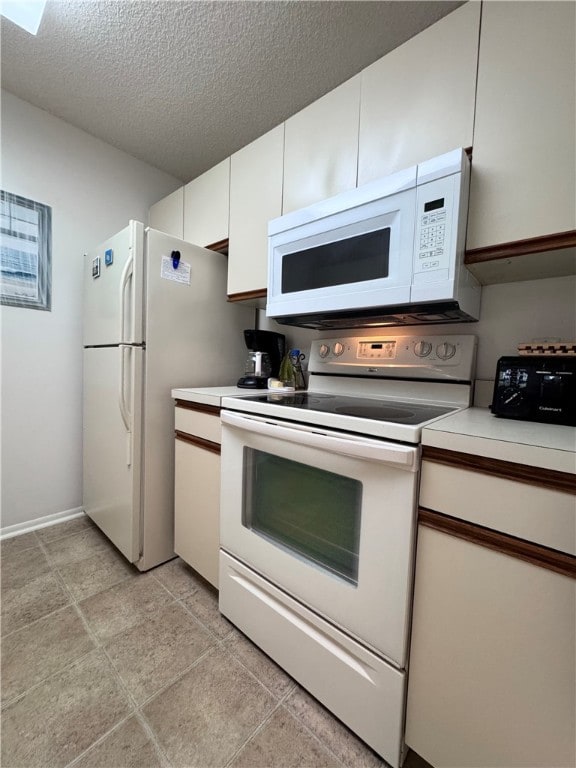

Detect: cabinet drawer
[420,460,575,556]
[175,406,221,445]
[220,551,405,767]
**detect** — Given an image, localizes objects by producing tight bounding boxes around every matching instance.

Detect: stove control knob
[414,341,432,357]
[436,341,457,360]
[333,342,344,357]
[318,344,330,359]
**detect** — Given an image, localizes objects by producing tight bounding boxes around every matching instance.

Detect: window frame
[0,190,52,311]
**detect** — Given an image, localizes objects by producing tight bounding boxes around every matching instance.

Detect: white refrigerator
[83,221,252,571]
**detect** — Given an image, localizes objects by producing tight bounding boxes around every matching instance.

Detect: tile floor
[1,517,431,768]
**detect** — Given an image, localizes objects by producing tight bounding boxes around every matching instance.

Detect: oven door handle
[221,410,417,469]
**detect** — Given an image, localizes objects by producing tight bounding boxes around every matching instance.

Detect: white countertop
[423,407,576,474]
[172,386,259,408]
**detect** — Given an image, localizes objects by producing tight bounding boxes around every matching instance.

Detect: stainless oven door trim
[220,410,418,469]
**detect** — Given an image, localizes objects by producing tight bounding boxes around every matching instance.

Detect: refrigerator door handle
[119,255,134,343]
[119,344,132,466]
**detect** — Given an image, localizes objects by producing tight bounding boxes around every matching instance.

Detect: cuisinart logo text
[538,405,563,413]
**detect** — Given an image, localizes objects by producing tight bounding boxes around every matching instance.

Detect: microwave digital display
[424,198,445,212]
[281,228,390,294]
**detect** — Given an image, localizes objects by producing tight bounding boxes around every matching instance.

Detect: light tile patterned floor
[1,517,432,768]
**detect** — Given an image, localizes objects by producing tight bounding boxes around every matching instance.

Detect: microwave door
[267,187,416,319]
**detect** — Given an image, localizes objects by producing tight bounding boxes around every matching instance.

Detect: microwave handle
[221,410,417,470]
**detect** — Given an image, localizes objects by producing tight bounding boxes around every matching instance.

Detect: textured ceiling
[1,0,464,182]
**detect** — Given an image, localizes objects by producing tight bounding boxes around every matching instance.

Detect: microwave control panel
[417,201,446,268]
[413,173,461,283]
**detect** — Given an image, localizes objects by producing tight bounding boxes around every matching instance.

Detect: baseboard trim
[0,507,85,540]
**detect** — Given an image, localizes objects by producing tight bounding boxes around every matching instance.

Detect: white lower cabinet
[406,447,576,768]
[174,405,221,588]
[406,526,575,768]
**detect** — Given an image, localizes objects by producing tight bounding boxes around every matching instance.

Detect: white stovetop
[423,407,576,474]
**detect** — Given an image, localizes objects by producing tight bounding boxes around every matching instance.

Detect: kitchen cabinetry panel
[174,406,221,588]
[358,2,479,186]
[467,1,576,250]
[420,460,575,556]
[282,75,360,214]
[149,186,184,239]
[175,405,221,444]
[184,158,230,247]
[228,125,284,299]
[406,525,575,768]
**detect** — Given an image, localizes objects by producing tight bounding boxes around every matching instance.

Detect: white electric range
[218,332,477,767]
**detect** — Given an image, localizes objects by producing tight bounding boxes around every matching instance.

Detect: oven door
[220,410,419,666]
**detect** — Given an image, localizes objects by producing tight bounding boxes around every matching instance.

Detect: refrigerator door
[83,345,143,561]
[83,221,144,346]
[136,228,253,570]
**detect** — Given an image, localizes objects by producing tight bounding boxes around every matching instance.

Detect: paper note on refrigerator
[160,255,190,285]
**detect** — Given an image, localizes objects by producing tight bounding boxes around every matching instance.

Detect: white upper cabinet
[228,125,284,298]
[282,75,361,214]
[148,186,184,239]
[358,2,480,185]
[467,1,576,250]
[183,158,230,247]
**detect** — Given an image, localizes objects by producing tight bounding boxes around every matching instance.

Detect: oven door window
[281,228,390,294]
[242,448,362,584]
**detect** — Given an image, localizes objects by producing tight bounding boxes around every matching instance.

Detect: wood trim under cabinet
[175,400,221,417]
[206,238,229,255]
[175,430,221,455]
[227,288,267,303]
[419,507,576,579]
[422,445,576,495]
[465,229,576,264]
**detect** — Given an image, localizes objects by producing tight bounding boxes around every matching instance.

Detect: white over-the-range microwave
[266,148,481,329]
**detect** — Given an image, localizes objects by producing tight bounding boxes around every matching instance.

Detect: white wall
[1,91,181,531]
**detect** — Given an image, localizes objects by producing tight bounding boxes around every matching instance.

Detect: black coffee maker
[237,329,286,389]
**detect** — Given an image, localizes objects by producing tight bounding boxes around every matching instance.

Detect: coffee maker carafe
[237,329,286,389]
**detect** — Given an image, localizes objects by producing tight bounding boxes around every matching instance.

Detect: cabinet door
[183,158,230,247]
[228,125,284,298]
[174,435,221,588]
[282,75,360,214]
[467,1,576,249]
[406,525,576,768]
[358,2,480,186]
[149,187,184,239]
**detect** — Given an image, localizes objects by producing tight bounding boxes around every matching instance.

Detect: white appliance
[218,332,477,767]
[82,221,252,571]
[267,148,480,329]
